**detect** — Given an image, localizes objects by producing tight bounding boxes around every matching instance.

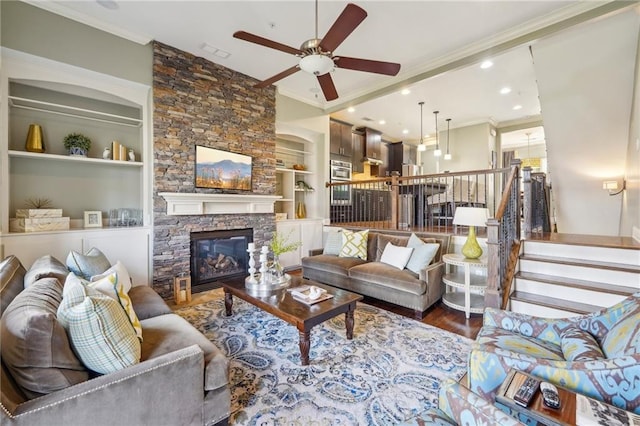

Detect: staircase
[509,235,640,318]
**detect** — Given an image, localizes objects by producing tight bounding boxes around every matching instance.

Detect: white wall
[420,122,493,174]
[533,10,639,236]
[621,28,640,240]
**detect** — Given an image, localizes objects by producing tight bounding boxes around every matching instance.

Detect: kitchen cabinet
[330,119,353,158]
[351,130,365,173]
[387,141,417,176]
[378,141,389,177]
[356,127,382,162]
[352,189,390,221]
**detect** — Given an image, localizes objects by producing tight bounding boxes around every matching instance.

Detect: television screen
[195,146,252,191]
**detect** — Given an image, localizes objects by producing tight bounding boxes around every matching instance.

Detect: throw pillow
[88,267,142,341]
[323,229,343,255]
[379,243,414,270]
[57,273,141,374]
[0,276,88,399]
[600,311,640,358]
[405,233,440,274]
[560,326,605,361]
[66,247,111,280]
[339,229,369,260]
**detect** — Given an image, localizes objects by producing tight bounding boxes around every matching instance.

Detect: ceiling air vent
[361,117,374,122]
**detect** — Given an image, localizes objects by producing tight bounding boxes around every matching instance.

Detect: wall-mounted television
[195,145,252,191]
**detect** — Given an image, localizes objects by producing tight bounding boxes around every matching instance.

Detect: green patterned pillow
[57,273,141,374]
[339,229,369,260]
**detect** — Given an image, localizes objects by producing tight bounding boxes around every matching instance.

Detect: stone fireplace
[190,228,252,290]
[152,41,277,298]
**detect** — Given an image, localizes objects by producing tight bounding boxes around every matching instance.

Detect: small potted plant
[63,132,92,157]
[269,230,301,281]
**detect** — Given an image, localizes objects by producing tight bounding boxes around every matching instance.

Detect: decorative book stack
[10,209,70,232]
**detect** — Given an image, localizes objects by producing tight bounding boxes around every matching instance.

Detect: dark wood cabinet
[387,141,418,175]
[330,119,353,158]
[357,127,382,161]
[351,130,365,173]
[352,189,390,221]
[378,141,389,177]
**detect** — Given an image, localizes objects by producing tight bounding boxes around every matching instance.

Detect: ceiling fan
[233,1,401,101]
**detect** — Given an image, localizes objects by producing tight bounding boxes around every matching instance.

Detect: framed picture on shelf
[195,145,252,191]
[84,211,102,228]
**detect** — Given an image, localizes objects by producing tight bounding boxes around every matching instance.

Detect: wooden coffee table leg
[345,304,356,340]
[299,330,311,366]
[224,290,233,316]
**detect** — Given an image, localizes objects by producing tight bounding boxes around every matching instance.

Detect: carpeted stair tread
[515,272,636,296]
[511,291,602,315]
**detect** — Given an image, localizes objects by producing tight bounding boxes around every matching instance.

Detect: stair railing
[486,160,521,309]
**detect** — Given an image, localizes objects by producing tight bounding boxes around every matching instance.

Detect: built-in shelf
[276,167,312,175]
[276,146,312,155]
[8,150,143,166]
[8,95,142,128]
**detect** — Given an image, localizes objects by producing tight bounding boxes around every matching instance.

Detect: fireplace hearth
[191,228,253,290]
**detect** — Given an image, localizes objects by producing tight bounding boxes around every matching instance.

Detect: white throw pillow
[405,234,439,274]
[91,261,132,292]
[323,230,343,255]
[379,242,414,270]
[58,273,141,374]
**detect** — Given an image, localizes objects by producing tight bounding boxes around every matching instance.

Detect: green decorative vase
[461,226,483,259]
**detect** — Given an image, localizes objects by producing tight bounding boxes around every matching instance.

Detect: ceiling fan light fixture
[299,54,334,76]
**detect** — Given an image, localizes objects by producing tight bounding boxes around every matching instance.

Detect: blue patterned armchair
[468,292,640,414]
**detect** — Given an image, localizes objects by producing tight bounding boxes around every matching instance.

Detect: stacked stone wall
[152,41,276,297]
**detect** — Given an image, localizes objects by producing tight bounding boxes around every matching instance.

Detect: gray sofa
[302,229,451,319]
[0,254,230,426]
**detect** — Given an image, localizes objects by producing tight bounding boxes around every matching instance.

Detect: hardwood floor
[361,296,483,340]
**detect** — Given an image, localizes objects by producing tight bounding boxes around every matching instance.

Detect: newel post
[391,172,400,230]
[522,166,532,236]
[485,217,501,309]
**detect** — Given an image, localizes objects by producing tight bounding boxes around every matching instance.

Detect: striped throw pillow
[57,273,141,374]
[339,229,369,260]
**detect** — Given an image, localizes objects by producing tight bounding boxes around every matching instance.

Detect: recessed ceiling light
[480,60,493,69]
[513,104,523,110]
[401,89,411,95]
[96,0,118,10]
[347,107,355,113]
[378,120,386,125]
[402,129,409,134]
[500,87,512,95]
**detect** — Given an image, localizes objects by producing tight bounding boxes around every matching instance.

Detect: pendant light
[433,110,441,157]
[444,118,452,160]
[417,102,427,151]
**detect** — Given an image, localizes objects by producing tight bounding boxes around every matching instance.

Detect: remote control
[514,376,540,407]
[540,382,561,409]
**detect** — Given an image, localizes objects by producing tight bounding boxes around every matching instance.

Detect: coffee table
[220,276,363,366]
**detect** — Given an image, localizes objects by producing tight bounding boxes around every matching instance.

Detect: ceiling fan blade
[233,31,302,56]
[254,65,300,88]
[319,3,367,53]
[334,56,401,76]
[317,73,338,101]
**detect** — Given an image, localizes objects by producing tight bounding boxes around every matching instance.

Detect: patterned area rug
[175,296,471,425]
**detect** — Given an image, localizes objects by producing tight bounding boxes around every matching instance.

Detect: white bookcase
[0,48,152,280]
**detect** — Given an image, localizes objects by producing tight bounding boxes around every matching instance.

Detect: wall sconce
[602,180,626,196]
